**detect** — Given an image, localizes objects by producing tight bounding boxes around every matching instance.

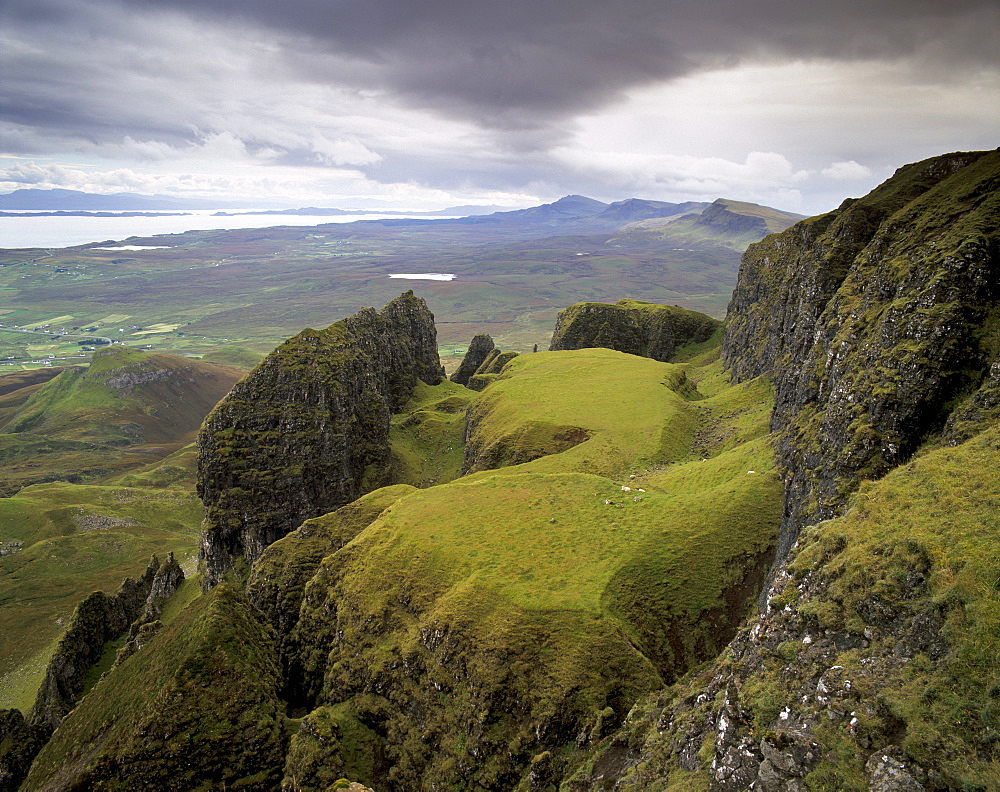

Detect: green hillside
[0,348,240,715]
[17,340,785,790]
[2,151,997,791]
[0,472,203,712]
[0,346,242,494]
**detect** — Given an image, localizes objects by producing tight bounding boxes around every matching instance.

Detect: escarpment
[549,299,721,362]
[0,554,183,792]
[561,149,1000,791]
[12,150,999,792]
[574,422,1000,791]
[30,553,183,730]
[724,149,1000,557]
[197,292,444,588]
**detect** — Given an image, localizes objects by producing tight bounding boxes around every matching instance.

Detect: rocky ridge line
[723,148,1000,560]
[0,554,184,792]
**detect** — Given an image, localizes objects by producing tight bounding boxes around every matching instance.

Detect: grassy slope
[17,344,784,791]
[464,348,701,477]
[0,348,240,710]
[0,347,241,494]
[388,379,476,488]
[0,446,204,712]
[288,347,783,788]
[22,585,289,792]
[4,345,243,444]
[612,421,1000,791]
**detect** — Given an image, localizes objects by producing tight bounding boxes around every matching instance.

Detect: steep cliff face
[549,299,721,362]
[724,149,1000,556]
[21,585,289,792]
[197,292,443,588]
[694,199,770,236]
[29,553,184,730]
[573,421,1000,792]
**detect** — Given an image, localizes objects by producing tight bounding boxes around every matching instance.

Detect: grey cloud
[1,0,997,213]
[5,0,997,135]
[112,0,1000,124]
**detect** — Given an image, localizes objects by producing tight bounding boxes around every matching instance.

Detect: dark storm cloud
[113,0,1000,122]
[3,0,997,135]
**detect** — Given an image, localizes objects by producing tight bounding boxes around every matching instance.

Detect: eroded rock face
[197,292,443,588]
[29,553,184,730]
[723,149,1000,558]
[449,334,495,386]
[0,555,184,792]
[549,299,720,362]
[567,150,1000,792]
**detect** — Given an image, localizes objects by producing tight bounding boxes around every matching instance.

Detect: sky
[1,0,997,215]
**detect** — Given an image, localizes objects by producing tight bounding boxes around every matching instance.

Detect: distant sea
[0,210,456,249]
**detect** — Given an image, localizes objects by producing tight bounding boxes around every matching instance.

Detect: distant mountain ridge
[0,189,787,229]
[0,189,269,211]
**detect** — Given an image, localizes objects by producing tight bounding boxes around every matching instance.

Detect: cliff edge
[549,298,721,362]
[724,149,1000,560]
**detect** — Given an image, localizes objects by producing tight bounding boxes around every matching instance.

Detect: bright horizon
[1,0,997,217]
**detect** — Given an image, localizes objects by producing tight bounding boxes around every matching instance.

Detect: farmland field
[0,201,792,372]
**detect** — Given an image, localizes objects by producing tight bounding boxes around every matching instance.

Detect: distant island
[0,188,509,216]
[211,205,508,217]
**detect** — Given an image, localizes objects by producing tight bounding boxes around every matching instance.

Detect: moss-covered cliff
[0,554,184,791]
[15,150,999,792]
[450,334,496,386]
[574,419,1000,791]
[568,148,1000,791]
[197,291,443,588]
[724,149,1000,558]
[20,585,289,792]
[549,299,721,363]
[279,349,781,790]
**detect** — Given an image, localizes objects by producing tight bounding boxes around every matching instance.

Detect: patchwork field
[0,200,800,372]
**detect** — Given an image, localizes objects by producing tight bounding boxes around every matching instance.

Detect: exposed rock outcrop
[0,554,183,792]
[449,333,495,386]
[197,292,444,589]
[20,585,289,792]
[723,149,1000,560]
[29,553,184,729]
[467,348,519,391]
[574,424,1000,790]
[694,199,771,236]
[549,299,720,362]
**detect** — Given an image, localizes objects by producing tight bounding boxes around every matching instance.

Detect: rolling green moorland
[2,151,999,790]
